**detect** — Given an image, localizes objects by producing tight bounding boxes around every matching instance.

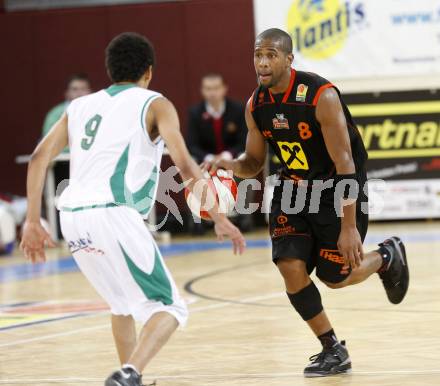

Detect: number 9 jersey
[58,84,163,218]
[250,69,368,182]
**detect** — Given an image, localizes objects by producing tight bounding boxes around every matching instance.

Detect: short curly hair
[105,32,156,83]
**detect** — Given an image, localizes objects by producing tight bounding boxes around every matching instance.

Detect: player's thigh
[59,210,130,314]
[311,202,368,284]
[106,207,188,326]
[269,198,314,273]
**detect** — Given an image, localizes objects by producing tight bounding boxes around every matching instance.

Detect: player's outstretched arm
[149,97,246,255]
[21,114,68,262]
[204,99,266,178]
[316,88,363,269]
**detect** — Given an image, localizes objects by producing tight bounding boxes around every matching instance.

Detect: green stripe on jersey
[110,145,158,215]
[140,95,158,129]
[105,83,137,97]
[119,242,173,305]
[110,146,130,205]
[60,203,117,212]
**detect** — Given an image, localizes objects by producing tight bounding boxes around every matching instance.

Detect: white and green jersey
[58,84,163,217]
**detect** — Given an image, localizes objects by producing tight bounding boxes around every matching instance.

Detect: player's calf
[286,281,323,321]
[283,268,352,377]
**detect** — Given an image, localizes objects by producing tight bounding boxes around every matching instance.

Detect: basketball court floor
[1,221,439,386]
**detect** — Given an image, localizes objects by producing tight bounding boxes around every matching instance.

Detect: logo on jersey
[277,141,309,170]
[67,233,105,256]
[273,214,297,238]
[320,248,344,264]
[272,114,290,129]
[296,84,309,102]
[286,0,366,60]
[320,248,350,274]
[277,215,288,225]
[262,129,273,138]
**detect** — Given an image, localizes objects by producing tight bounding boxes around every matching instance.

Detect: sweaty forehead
[254,38,283,52]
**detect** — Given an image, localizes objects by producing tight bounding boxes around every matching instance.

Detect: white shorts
[60,205,188,326]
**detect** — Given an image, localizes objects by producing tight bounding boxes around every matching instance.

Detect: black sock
[377,244,391,273]
[318,329,338,349]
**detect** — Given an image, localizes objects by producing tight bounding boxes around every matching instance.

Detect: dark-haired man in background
[42,73,92,138]
[40,74,92,238]
[187,74,252,232]
[187,73,246,165]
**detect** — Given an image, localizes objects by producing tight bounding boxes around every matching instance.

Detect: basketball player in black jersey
[205,28,410,377]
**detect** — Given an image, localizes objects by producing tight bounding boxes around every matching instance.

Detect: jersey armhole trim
[312,83,334,106]
[141,94,163,147]
[282,69,296,103]
[249,92,256,112]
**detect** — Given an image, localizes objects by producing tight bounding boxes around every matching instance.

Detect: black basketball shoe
[304,340,351,377]
[378,236,409,304]
[104,368,144,386]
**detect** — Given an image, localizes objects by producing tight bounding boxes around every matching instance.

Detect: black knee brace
[287,281,323,321]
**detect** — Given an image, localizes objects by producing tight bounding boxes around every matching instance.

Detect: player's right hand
[214,216,246,255]
[20,221,56,264]
[200,158,234,174]
[337,225,364,269]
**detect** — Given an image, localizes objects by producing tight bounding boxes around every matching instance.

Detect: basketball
[185,170,237,220]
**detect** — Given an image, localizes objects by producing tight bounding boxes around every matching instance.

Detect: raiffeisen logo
[287,0,366,60]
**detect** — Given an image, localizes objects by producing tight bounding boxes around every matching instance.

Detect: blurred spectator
[187,73,246,164]
[186,74,252,233]
[41,73,92,139]
[40,73,91,238]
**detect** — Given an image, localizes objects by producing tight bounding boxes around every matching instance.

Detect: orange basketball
[185,170,238,220]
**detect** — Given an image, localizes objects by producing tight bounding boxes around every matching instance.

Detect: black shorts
[269,176,369,284]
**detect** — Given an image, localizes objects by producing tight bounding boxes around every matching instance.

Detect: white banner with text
[254,0,440,80]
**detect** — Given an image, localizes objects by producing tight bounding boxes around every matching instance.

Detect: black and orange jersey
[250,69,367,181]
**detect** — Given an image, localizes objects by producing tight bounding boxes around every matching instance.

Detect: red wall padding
[0,0,255,195]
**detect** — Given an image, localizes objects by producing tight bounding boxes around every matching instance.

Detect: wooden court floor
[0,221,439,386]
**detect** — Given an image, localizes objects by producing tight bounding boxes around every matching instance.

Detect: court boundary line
[184,259,440,314]
[2,288,438,349]
[1,369,440,384]
[2,230,440,283]
[0,311,105,332]
[0,292,282,348]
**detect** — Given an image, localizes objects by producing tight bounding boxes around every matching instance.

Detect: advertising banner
[253,0,440,79]
[344,90,440,220]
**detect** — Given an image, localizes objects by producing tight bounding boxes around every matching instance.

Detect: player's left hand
[337,225,364,270]
[20,221,56,264]
[214,216,246,255]
[200,158,234,175]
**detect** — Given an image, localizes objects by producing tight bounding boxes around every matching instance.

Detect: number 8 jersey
[58,84,163,217]
[250,69,368,181]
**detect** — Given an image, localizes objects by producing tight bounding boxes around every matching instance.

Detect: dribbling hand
[200,158,234,175]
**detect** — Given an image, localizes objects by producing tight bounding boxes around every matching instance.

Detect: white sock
[122,364,140,375]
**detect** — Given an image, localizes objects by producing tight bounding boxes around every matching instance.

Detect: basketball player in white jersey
[20,32,246,386]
